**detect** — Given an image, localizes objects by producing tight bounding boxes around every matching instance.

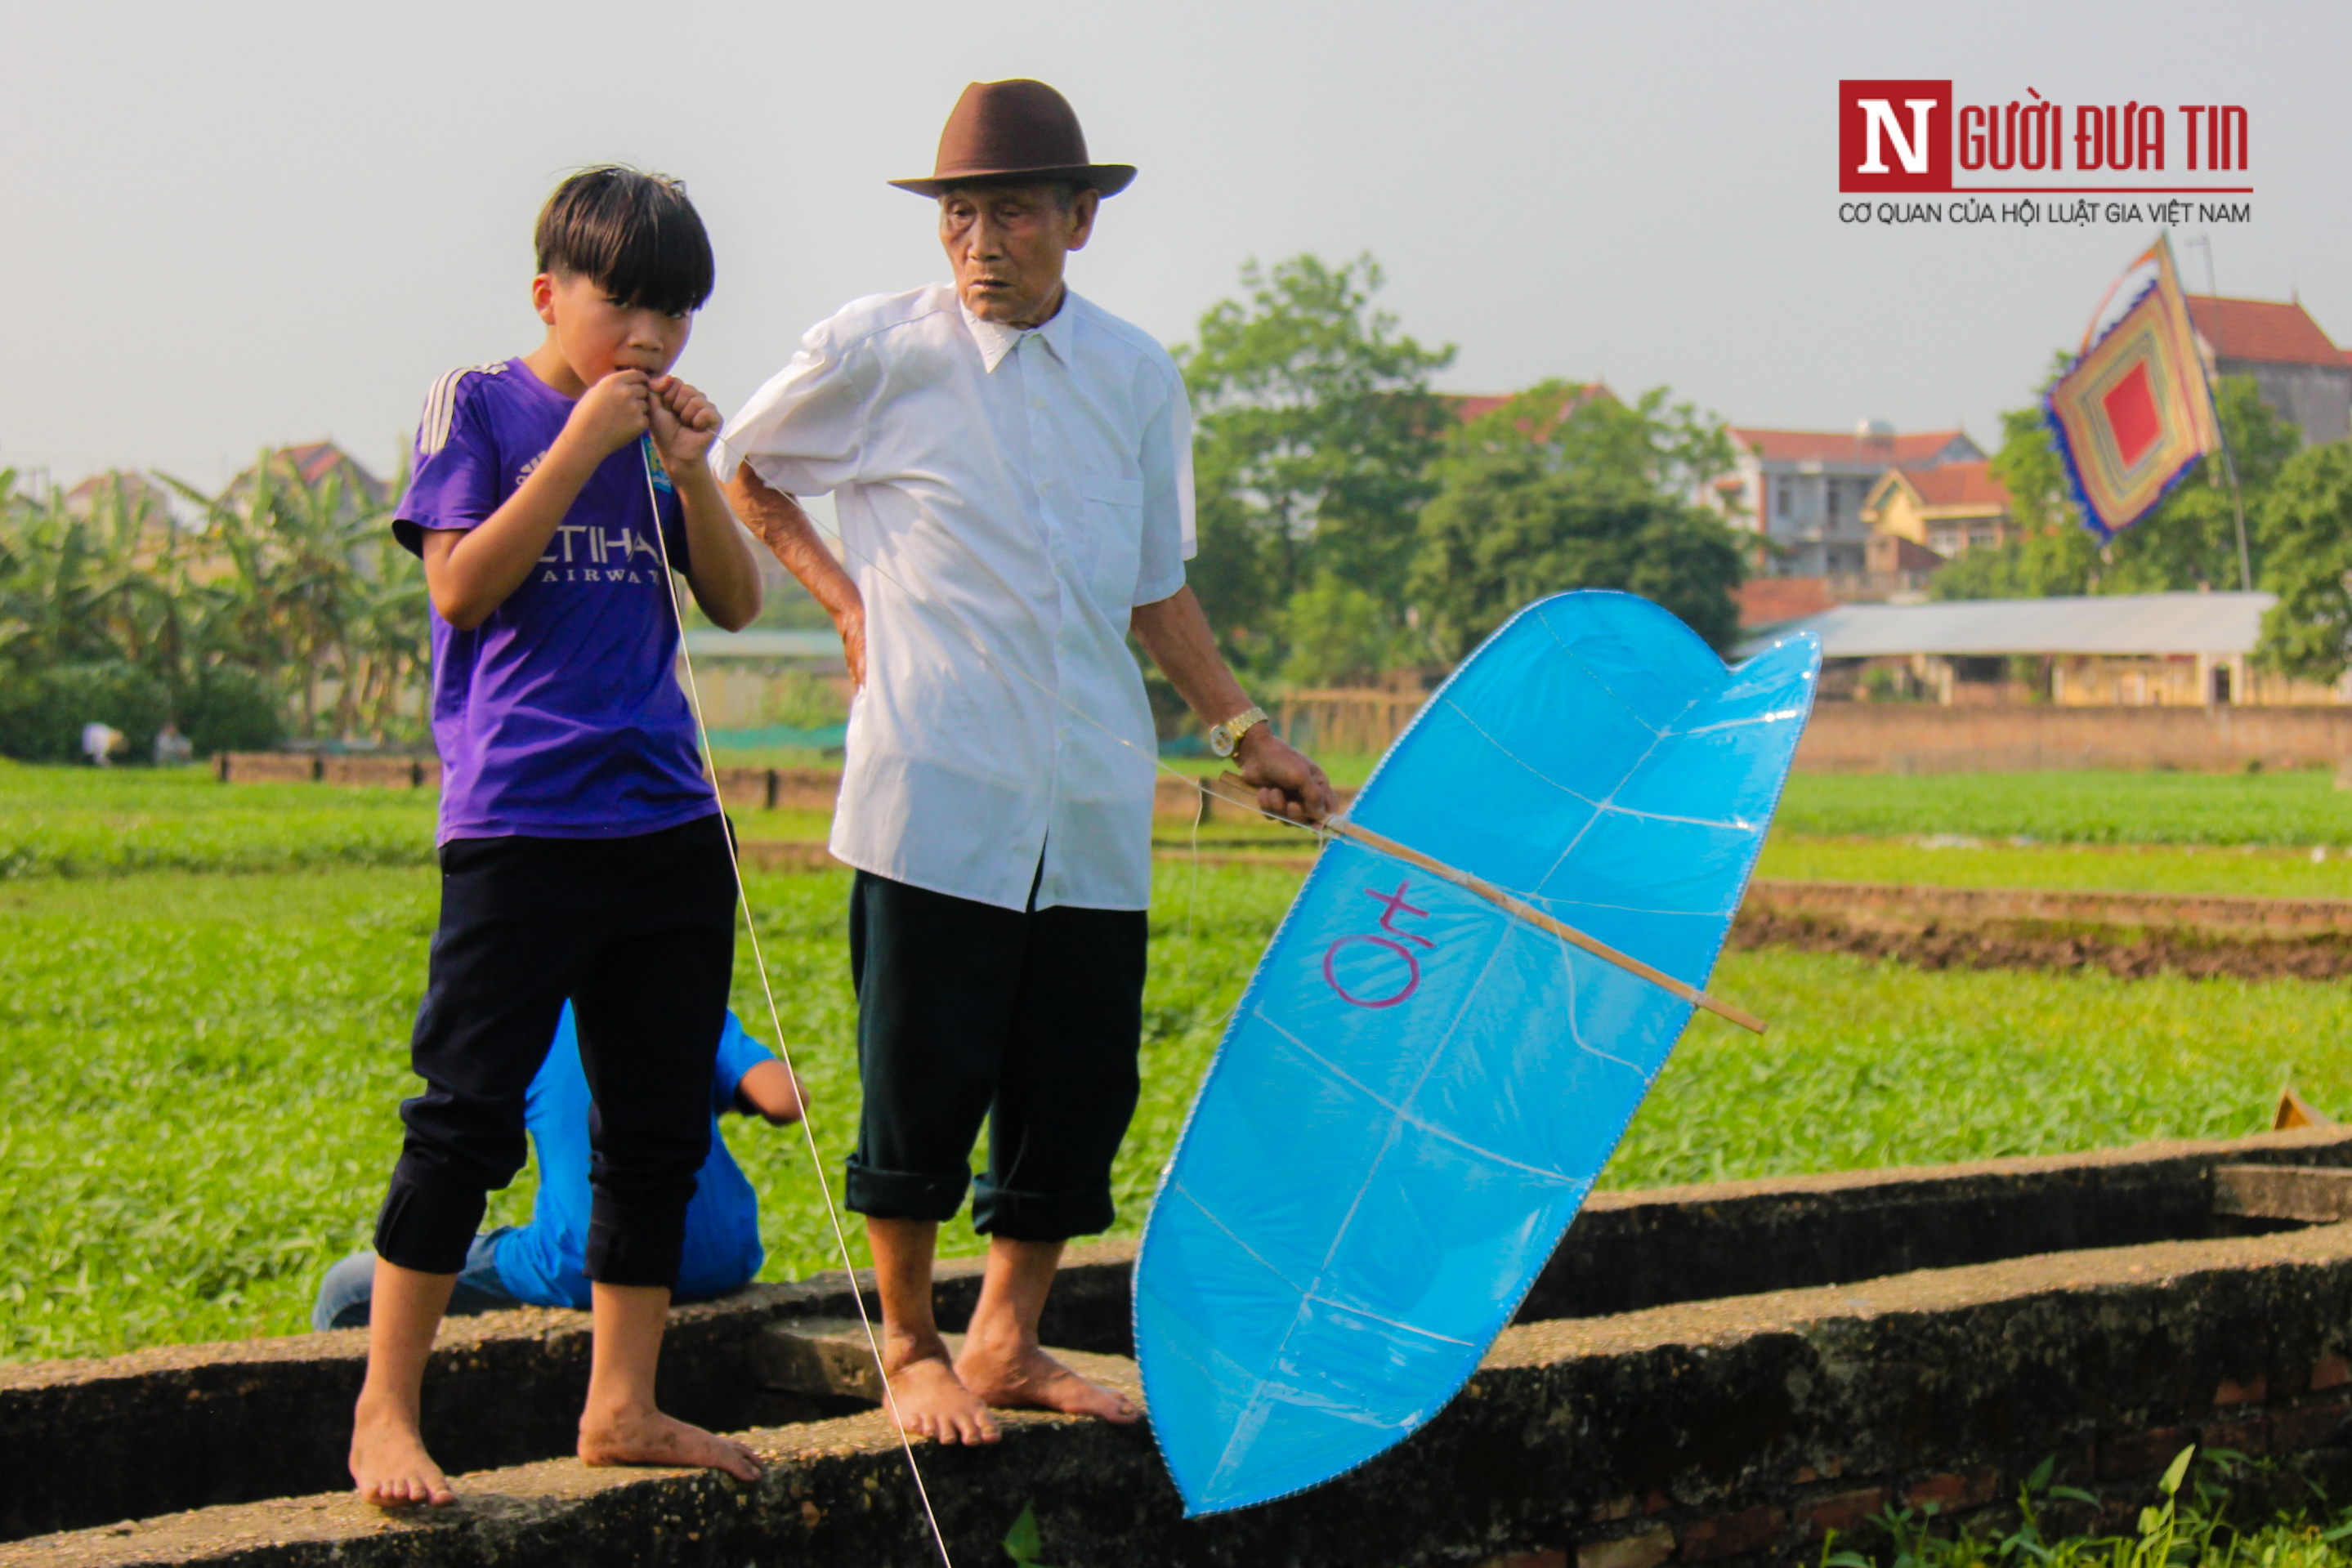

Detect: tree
[1935,361,2297,601]
[2255,441,2352,683]
[1410,383,1747,659]
[0,450,426,758]
[168,451,426,741]
[1177,254,1455,674]
[1277,572,1404,688]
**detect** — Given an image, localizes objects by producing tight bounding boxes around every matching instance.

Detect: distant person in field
[351,165,766,1508]
[314,1005,806,1329]
[720,79,1335,1447]
[153,722,194,767]
[80,721,122,767]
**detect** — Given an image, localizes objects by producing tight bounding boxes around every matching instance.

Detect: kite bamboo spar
[1211,775,1767,1034]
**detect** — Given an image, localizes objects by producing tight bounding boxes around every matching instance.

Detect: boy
[315,1005,807,1329]
[352,166,766,1506]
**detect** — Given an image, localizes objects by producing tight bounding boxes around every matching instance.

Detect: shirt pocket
[1072,474,1146,608]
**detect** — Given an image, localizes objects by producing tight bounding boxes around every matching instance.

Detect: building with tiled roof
[1442,384,1612,430]
[62,470,175,521]
[1862,460,2016,561]
[229,441,389,507]
[2186,294,2350,446]
[58,470,239,583]
[1735,574,1841,631]
[1732,427,1977,467]
[1716,420,1981,578]
[1753,591,2349,708]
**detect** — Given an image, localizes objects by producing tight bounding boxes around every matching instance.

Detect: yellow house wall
[1866,489,1929,546]
[2049,654,2344,707]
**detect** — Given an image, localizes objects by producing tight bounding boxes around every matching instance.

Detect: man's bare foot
[884,1343,1000,1445]
[957,1340,1139,1424]
[578,1405,762,1481]
[351,1398,456,1508]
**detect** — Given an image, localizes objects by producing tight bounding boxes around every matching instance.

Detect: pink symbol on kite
[1322,881,1438,1009]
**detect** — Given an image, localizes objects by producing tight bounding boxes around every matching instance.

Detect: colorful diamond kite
[2045,235,2222,541]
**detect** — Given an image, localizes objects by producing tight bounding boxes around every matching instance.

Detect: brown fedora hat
[888,79,1136,199]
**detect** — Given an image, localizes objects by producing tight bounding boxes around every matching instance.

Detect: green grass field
[7,761,2352,1364]
[24,762,2352,883]
[1777,766,2352,847]
[0,761,436,878]
[1753,838,2352,899]
[5,851,2346,1363]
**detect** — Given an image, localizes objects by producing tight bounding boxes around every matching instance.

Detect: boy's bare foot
[578,1405,762,1481]
[351,1399,456,1508]
[957,1340,1139,1424]
[884,1343,1000,1445]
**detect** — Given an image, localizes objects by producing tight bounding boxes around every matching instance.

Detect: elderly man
[722,78,1333,1444]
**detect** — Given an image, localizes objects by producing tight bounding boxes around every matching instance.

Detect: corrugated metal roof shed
[1751,592,2273,658]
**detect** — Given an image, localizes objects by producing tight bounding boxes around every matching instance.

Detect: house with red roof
[2187,294,2349,447]
[1442,384,1613,432]
[1861,459,2015,561]
[1716,420,1981,578]
[62,470,176,522]
[226,441,389,510]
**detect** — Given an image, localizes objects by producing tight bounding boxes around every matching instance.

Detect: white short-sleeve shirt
[720,284,1196,913]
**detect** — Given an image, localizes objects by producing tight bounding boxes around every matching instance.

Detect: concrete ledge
[0,1242,1137,1543]
[12,1135,2350,1544]
[1521,1125,2352,1318]
[20,1223,2352,1567]
[2216,1164,2352,1223]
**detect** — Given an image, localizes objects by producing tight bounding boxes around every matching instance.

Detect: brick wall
[1798,704,2352,773]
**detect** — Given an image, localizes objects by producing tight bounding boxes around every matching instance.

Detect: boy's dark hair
[534,166,714,315]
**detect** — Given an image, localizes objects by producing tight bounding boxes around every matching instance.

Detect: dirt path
[732,846,2352,982]
[1730,906,2352,981]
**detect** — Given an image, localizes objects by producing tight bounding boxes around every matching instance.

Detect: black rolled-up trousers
[373,814,736,1288]
[843,867,1147,1242]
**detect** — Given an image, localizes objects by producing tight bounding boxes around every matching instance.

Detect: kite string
[706,431,1755,1012]
[706,431,1751,1035]
[640,442,957,1568]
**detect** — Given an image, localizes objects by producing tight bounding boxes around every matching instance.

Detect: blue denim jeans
[310,1228,520,1333]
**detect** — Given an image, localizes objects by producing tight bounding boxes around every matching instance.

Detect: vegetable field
[3,762,2350,1363]
[1777,766,2352,847]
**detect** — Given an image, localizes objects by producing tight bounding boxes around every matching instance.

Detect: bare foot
[351,1397,456,1508]
[578,1405,762,1481]
[884,1344,1000,1445]
[957,1340,1139,1424]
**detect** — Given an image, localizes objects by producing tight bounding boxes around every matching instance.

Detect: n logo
[1839,79,1952,192]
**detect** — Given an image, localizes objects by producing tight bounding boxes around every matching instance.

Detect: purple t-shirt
[395,358,717,843]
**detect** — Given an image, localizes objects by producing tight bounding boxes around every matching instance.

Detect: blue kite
[1133,590,1820,1515]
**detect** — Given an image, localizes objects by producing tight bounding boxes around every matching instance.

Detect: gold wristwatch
[1209,704,1268,759]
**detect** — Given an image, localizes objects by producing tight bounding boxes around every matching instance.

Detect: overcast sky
[2,0,2343,491]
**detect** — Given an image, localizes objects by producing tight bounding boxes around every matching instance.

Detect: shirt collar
[959,288,1078,374]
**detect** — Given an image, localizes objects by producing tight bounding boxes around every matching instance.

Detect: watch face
[1210,726,1235,757]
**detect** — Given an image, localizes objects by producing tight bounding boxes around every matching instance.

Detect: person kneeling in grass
[315,1004,806,1329]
